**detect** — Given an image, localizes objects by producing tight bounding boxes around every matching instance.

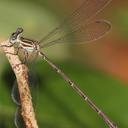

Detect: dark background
[0,0,128,127]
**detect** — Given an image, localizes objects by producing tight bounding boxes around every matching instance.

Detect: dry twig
[0,40,38,128]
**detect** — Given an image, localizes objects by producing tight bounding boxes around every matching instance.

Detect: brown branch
[0,40,38,128]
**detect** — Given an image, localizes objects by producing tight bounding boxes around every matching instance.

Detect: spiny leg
[5,47,21,55]
[0,44,15,55]
[0,44,13,48]
[21,49,29,64]
[29,51,38,63]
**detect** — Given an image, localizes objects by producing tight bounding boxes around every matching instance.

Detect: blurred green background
[0,0,128,127]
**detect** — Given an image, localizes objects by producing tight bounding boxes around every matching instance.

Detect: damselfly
[1,0,117,127]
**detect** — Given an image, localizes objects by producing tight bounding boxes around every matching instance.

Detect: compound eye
[12,37,16,40]
[10,33,18,44]
[17,28,23,33]
[11,33,17,40]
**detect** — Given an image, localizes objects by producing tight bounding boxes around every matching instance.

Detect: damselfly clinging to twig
[1,0,117,127]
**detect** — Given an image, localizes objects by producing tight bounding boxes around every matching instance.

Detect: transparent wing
[14,107,26,128]
[40,20,111,48]
[11,68,39,106]
[11,76,38,106]
[12,64,40,128]
[39,0,111,45]
[11,80,21,106]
